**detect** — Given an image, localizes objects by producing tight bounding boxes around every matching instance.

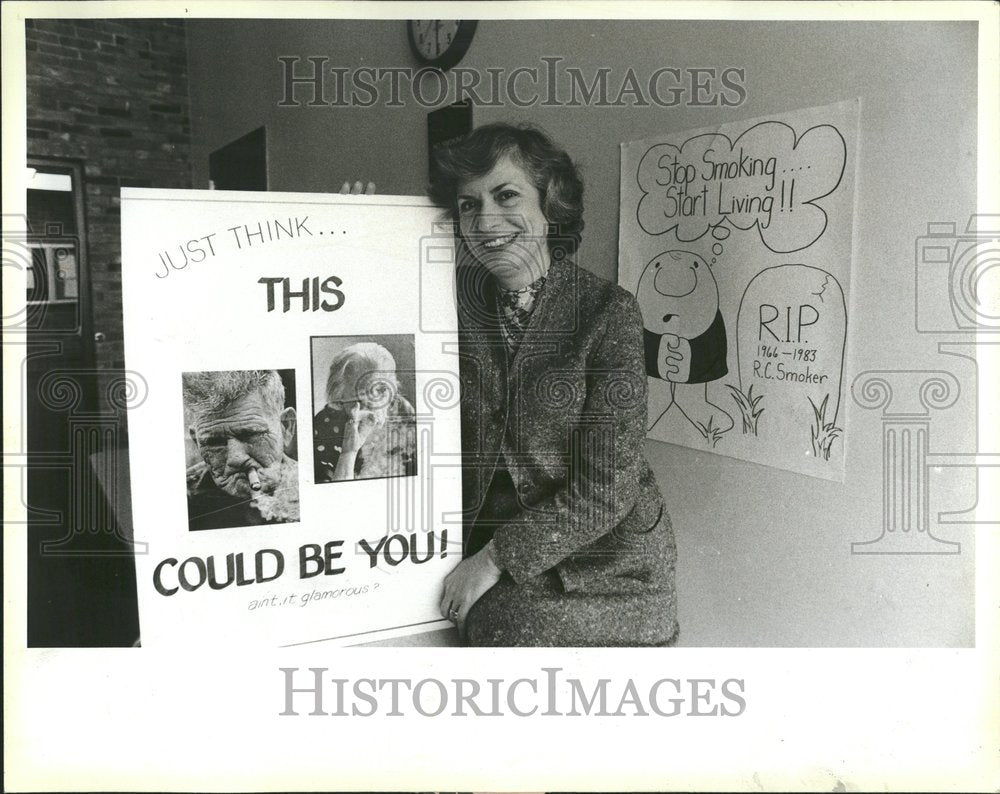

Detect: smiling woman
[427,124,679,647]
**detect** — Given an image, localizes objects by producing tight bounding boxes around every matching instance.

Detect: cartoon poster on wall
[619,99,859,481]
[121,189,463,646]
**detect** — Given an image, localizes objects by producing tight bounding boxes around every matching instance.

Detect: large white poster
[122,189,462,646]
[619,99,859,481]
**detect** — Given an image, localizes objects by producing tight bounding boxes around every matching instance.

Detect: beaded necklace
[496,274,547,356]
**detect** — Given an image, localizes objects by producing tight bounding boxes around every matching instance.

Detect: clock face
[411,20,459,60]
[407,20,477,70]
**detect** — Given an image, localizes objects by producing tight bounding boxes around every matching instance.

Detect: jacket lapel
[509,257,577,375]
[456,270,509,447]
[457,257,579,422]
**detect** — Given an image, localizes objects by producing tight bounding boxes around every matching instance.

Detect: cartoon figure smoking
[636,250,734,444]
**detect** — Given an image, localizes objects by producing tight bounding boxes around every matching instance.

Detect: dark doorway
[209,126,268,191]
[25,157,139,647]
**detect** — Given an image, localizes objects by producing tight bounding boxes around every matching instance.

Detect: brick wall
[25,18,192,410]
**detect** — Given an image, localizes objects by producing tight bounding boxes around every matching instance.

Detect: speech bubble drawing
[636,121,847,253]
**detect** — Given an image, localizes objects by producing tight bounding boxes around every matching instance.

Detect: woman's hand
[440,544,502,637]
[339,180,376,195]
[330,402,381,481]
[341,402,381,454]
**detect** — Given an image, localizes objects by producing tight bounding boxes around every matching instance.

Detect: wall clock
[407,20,477,71]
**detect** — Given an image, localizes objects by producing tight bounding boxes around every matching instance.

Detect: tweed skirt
[466,569,678,647]
[465,466,678,648]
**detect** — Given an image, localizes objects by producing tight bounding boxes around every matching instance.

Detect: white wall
[187,19,978,646]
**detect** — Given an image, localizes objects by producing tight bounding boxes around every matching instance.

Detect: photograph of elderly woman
[182,369,300,531]
[310,335,418,484]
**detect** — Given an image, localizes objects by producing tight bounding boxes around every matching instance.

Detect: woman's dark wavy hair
[428,122,584,256]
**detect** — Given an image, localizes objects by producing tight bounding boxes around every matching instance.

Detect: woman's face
[328,363,395,415]
[456,154,550,289]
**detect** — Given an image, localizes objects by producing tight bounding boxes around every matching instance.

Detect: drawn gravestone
[736,265,847,461]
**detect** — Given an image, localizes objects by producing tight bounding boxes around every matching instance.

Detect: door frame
[26,154,95,371]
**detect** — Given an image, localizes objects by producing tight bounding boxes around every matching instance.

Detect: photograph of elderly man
[311,336,418,483]
[183,369,300,531]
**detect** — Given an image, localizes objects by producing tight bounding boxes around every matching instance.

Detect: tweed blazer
[457,257,677,596]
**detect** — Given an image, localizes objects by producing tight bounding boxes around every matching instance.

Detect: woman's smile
[480,231,520,250]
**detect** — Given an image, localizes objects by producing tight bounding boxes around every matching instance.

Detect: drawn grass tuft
[727,383,765,436]
[694,414,726,448]
[808,393,842,461]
